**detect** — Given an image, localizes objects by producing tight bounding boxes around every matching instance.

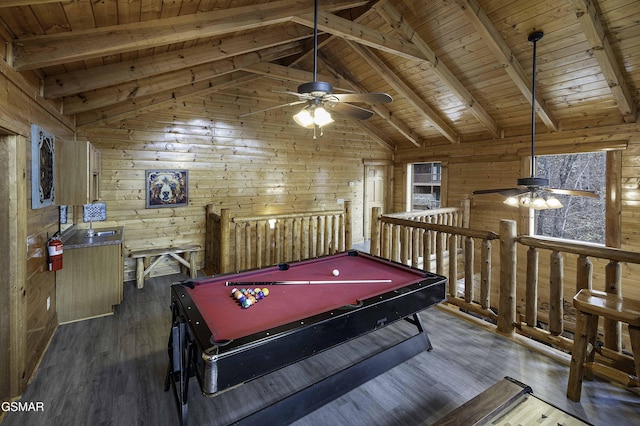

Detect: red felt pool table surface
[184,251,431,342]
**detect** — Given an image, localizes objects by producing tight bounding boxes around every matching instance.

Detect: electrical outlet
[46,296,50,311]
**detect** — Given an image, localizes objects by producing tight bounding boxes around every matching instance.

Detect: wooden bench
[567,289,640,401]
[130,245,200,289]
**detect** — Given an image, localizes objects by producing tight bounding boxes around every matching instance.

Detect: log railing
[206,201,352,274]
[371,212,640,380]
[370,202,500,321]
[513,233,640,353]
[370,200,470,269]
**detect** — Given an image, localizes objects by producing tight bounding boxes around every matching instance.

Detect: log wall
[81,94,392,282]
[0,38,75,399]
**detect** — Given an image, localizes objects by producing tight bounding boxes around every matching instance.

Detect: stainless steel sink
[87,230,118,237]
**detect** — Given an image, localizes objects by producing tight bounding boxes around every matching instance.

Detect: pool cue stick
[225,279,392,286]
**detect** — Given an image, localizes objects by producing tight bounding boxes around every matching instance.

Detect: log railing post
[449,234,458,298]
[576,255,593,292]
[344,200,352,250]
[435,232,444,276]
[480,239,491,309]
[498,220,517,335]
[462,197,470,228]
[525,247,539,327]
[370,207,381,256]
[604,260,622,351]
[549,250,564,336]
[411,229,419,268]
[220,208,231,273]
[463,236,474,303]
[205,205,214,272]
[401,226,409,265]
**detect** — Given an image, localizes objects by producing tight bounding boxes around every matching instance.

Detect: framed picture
[145,170,189,208]
[31,124,56,209]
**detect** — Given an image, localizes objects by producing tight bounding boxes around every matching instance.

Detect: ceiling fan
[240,0,392,138]
[472,31,598,209]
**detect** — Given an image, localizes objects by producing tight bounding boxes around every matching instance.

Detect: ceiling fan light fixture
[313,106,333,127]
[504,196,519,207]
[293,107,315,128]
[545,196,563,209]
[507,192,563,210]
[293,105,334,129]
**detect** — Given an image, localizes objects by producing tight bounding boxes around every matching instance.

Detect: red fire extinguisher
[48,235,64,271]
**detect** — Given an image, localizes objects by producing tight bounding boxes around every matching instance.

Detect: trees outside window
[534,152,606,244]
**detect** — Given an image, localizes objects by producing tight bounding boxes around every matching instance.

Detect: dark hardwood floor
[3,272,639,426]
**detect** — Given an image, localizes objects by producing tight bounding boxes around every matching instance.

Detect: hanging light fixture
[292,0,334,138]
[502,31,563,211]
[293,104,334,128]
[506,193,563,210]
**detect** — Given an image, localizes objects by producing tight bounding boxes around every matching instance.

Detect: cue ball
[332,269,340,276]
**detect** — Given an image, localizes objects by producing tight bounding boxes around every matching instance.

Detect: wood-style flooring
[2,273,639,426]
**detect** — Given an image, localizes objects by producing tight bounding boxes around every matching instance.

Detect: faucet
[88,219,95,237]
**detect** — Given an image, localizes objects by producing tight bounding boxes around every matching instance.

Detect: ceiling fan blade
[331,93,392,104]
[238,100,307,118]
[473,188,528,197]
[329,102,375,120]
[273,89,309,98]
[543,187,599,198]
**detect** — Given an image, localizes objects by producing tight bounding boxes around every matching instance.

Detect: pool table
[165,250,447,425]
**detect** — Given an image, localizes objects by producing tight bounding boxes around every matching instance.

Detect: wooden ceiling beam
[241,62,350,92]
[11,0,368,70]
[568,0,637,123]
[76,72,260,128]
[64,43,303,115]
[347,40,459,144]
[375,2,501,139]
[455,0,559,132]
[319,56,423,147]
[352,119,396,151]
[292,11,426,62]
[0,0,63,6]
[45,25,314,99]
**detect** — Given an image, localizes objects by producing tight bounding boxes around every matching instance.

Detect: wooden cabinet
[56,243,123,324]
[57,140,102,205]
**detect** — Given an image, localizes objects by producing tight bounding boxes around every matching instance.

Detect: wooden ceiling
[1,0,638,150]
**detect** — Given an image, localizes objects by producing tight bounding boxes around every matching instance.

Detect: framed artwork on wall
[145,169,189,208]
[31,124,56,209]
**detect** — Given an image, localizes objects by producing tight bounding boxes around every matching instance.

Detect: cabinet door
[56,140,89,205]
[89,146,101,202]
[56,244,121,323]
[57,140,101,205]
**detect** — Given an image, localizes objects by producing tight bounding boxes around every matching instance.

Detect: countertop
[60,226,125,249]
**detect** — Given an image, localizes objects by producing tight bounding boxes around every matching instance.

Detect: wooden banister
[206,202,352,274]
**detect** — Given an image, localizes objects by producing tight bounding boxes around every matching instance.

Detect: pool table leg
[405,313,433,351]
[165,309,193,426]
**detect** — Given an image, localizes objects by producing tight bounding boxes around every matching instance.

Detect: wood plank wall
[0,32,75,399]
[81,93,392,282]
[394,127,640,319]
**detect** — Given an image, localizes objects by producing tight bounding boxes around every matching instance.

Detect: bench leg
[136,257,145,289]
[567,311,598,401]
[189,252,197,279]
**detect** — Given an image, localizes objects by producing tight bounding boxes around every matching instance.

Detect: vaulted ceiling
[1,0,638,151]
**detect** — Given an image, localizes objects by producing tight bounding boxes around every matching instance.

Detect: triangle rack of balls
[230,287,270,309]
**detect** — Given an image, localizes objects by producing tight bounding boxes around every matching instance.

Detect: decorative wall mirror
[31,124,56,209]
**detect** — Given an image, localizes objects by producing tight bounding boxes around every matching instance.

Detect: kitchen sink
[88,230,118,237]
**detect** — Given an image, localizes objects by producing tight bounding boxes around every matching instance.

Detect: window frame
[522,148,622,249]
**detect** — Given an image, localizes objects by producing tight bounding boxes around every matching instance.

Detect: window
[534,152,606,244]
[408,162,441,210]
